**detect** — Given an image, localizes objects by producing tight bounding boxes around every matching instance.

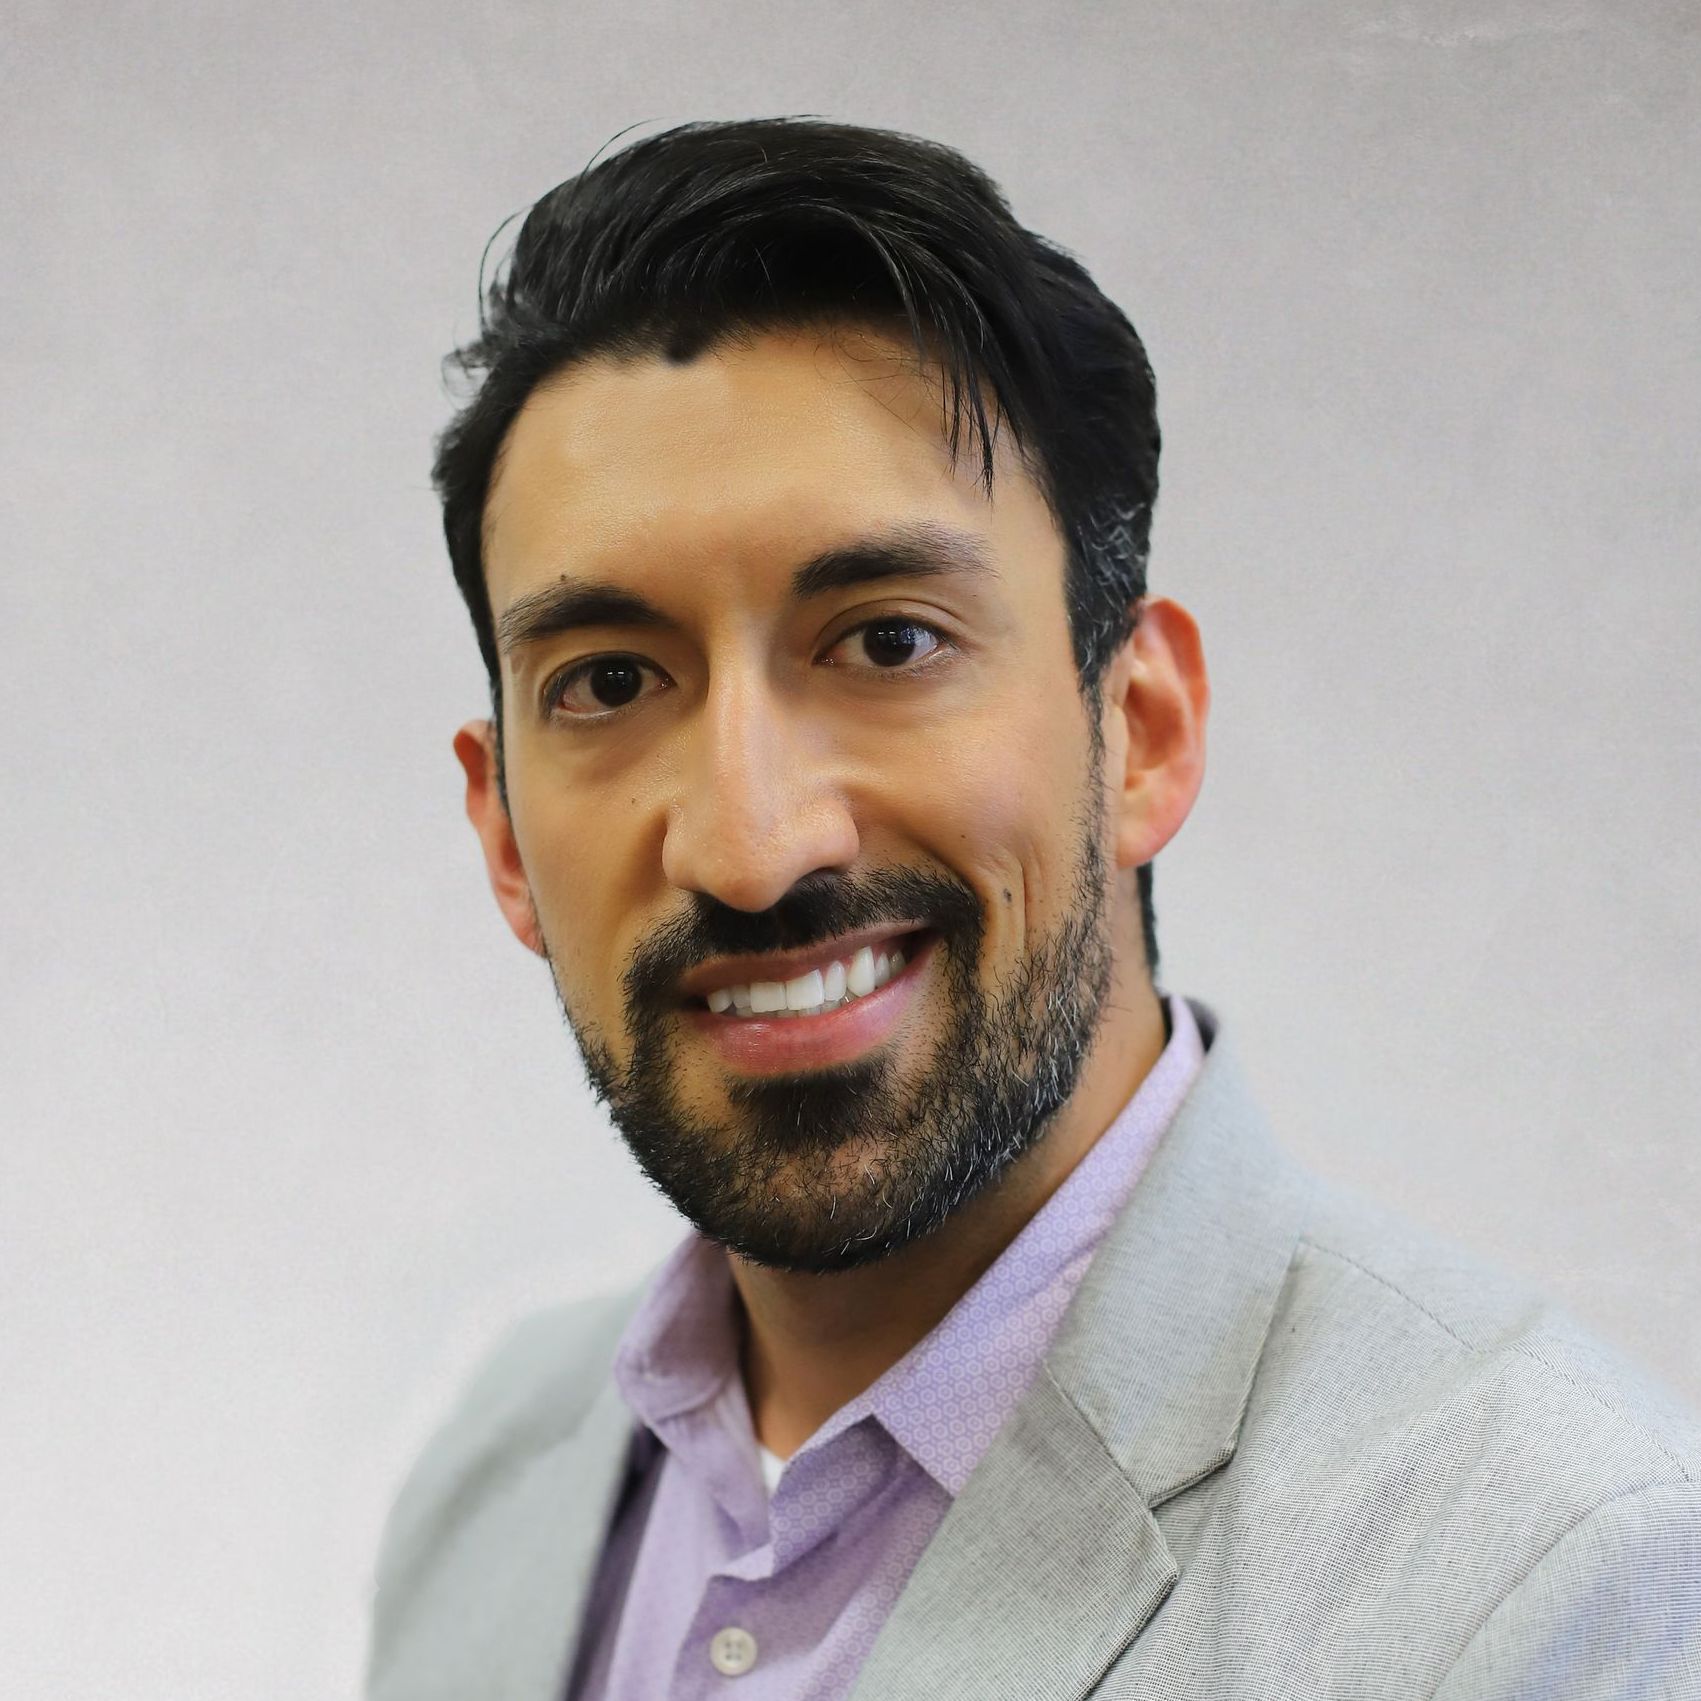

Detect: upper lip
[675,922,933,1002]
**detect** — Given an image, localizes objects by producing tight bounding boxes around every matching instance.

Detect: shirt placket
[666,1417,898,1696]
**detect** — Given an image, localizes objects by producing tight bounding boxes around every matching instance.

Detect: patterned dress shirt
[567,990,1206,1699]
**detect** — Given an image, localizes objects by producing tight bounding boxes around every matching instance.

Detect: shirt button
[709,1625,759,1676]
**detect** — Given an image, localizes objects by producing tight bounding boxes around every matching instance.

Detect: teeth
[846,947,876,998]
[701,938,917,1018]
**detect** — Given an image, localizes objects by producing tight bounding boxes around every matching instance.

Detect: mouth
[684,926,936,1019]
[682,927,940,1075]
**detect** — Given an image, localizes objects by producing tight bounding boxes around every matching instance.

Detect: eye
[546,654,670,720]
[823,618,948,671]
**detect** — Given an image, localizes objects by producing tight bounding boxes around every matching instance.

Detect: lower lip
[683,932,938,1075]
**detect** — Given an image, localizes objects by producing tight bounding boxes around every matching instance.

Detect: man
[368,118,1701,1699]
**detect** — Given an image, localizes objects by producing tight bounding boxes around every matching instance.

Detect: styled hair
[433,116,1162,976]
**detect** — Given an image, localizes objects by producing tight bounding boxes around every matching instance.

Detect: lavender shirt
[568,992,1205,1700]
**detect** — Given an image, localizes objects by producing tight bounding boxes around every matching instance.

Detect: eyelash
[543,617,955,723]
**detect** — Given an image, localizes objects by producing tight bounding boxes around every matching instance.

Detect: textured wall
[2,1,1696,1694]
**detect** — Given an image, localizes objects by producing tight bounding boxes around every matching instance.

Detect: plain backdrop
[2,1,1697,1694]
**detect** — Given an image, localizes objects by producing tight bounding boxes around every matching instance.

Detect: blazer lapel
[371,1368,639,1701]
[848,998,1316,1701]
[846,1363,1179,1701]
[487,1374,639,1701]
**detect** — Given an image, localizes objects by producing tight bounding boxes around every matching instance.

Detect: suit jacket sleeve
[1433,1481,1701,1700]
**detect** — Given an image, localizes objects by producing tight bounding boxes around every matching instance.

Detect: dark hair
[433,116,1162,978]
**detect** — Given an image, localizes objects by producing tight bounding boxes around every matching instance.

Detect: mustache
[624,866,984,1010]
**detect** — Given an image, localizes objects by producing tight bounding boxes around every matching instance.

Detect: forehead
[481,326,1059,610]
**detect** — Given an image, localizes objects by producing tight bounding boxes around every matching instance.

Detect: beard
[544,754,1115,1275]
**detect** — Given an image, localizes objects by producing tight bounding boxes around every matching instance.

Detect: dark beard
[548,779,1114,1275]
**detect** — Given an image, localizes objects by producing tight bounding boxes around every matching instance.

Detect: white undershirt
[756,1442,785,1494]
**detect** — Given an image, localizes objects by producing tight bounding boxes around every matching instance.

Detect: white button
[709,1625,758,1676]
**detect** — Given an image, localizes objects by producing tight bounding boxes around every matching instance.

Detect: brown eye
[585,659,643,706]
[550,656,667,719]
[827,619,947,670]
[863,621,933,666]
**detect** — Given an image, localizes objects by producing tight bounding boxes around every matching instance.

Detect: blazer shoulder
[1433,1477,1701,1697]
[1281,1172,1701,1505]
[371,1285,644,1609]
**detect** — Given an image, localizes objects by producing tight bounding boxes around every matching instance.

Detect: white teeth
[846,946,877,998]
[702,937,919,1017]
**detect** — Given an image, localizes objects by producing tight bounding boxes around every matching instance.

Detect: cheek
[510,786,643,992]
[913,706,1092,947]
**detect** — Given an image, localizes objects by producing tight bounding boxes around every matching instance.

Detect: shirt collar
[611,991,1207,1495]
[836,991,1205,1492]
[612,1229,739,1428]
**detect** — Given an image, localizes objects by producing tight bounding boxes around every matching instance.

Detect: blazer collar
[370,1356,643,1701]
[847,996,1316,1701]
[401,997,1315,1701]
[1045,994,1316,1507]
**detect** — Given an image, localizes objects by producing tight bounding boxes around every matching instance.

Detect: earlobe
[1107,598,1210,872]
[452,719,545,957]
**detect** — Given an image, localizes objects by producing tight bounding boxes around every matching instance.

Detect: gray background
[3,1,1697,1694]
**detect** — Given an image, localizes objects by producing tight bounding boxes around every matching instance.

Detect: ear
[1100,597,1210,871]
[453,719,545,956]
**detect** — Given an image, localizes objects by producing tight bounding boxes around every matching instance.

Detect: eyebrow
[495,520,996,657]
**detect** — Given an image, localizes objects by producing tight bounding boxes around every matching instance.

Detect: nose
[660,672,860,913]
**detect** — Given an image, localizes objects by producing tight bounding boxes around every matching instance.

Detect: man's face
[471,326,1132,1272]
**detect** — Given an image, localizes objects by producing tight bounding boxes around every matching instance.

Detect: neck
[730,940,1168,1459]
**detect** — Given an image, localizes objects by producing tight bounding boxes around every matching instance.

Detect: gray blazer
[368,999,1701,1699]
